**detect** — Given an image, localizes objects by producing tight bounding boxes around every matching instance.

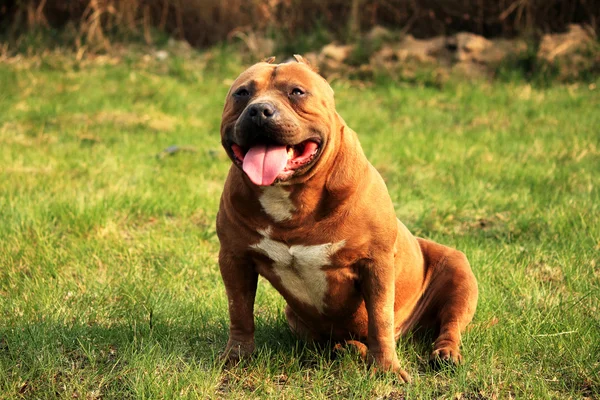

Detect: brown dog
[217,56,478,381]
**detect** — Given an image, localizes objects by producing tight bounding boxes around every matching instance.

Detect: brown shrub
[1,0,599,50]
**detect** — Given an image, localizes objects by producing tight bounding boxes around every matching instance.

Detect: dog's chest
[251,228,345,313]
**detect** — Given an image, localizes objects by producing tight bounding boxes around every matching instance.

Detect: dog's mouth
[230,139,321,186]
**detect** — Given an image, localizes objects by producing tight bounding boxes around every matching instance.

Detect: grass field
[0,49,599,399]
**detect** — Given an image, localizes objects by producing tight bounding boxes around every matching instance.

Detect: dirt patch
[94,110,177,132]
[306,25,597,81]
[526,262,565,284]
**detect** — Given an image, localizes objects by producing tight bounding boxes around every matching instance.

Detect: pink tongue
[242,144,288,186]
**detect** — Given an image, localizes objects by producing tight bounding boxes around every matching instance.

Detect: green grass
[0,49,598,399]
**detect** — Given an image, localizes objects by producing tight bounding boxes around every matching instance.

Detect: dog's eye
[234,88,250,97]
[290,88,305,96]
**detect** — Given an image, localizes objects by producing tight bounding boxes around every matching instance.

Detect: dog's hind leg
[417,239,478,366]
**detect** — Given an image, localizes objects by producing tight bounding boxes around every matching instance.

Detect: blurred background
[1,0,599,82]
[2,0,600,44]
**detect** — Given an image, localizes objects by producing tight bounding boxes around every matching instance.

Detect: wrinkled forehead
[231,62,333,96]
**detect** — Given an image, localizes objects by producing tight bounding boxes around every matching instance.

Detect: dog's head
[220,56,338,186]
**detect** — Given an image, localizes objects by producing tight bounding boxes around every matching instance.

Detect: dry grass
[3,0,599,52]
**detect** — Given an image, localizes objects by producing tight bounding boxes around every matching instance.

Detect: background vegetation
[2,0,600,51]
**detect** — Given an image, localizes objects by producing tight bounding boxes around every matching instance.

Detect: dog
[216,55,478,382]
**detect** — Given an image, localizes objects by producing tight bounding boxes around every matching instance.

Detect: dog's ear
[293,54,308,64]
[294,54,332,95]
[262,56,276,64]
[293,54,319,73]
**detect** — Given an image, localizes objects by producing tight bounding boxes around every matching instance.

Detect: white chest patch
[258,186,295,222]
[251,228,345,313]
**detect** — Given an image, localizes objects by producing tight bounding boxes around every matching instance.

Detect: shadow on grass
[0,315,301,396]
[0,314,306,366]
[0,310,475,398]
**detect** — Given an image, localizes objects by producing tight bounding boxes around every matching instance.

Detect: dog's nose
[247,102,277,125]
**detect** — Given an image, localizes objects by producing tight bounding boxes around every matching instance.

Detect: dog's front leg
[360,255,411,383]
[218,250,258,363]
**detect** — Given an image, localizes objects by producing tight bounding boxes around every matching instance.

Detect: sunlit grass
[0,49,598,399]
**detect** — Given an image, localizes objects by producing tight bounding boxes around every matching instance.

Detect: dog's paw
[390,367,412,384]
[219,339,255,365]
[368,364,412,383]
[333,340,368,359]
[366,350,412,383]
[429,346,462,368]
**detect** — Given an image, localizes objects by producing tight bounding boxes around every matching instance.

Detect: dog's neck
[239,123,370,227]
